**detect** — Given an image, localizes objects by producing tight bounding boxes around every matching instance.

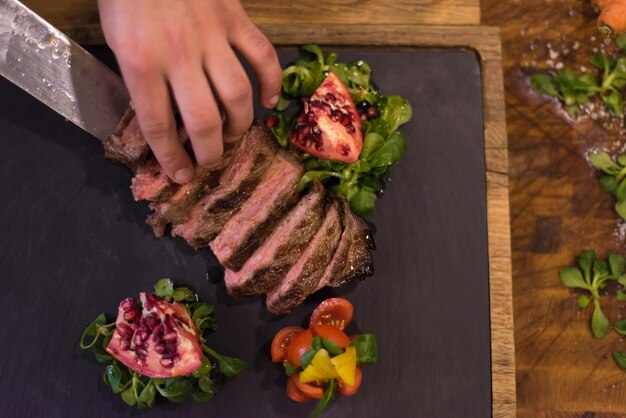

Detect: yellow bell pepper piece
[300,349,339,383]
[331,346,357,386]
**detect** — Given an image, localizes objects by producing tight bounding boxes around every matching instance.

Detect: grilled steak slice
[266,199,342,314]
[146,147,234,227]
[102,108,150,169]
[130,156,171,202]
[316,197,375,289]
[210,150,304,271]
[172,121,277,248]
[224,182,326,297]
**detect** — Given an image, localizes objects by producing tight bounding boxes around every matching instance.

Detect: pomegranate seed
[265,115,278,128]
[154,343,167,354]
[325,92,337,102]
[163,331,177,341]
[120,339,131,350]
[160,357,174,368]
[117,323,134,337]
[366,106,379,119]
[346,124,356,134]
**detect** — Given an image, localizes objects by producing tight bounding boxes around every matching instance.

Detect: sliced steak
[316,198,375,290]
[266,199,342,314]
[146,148,234,233]
[130,156,171,202]
[224,182,326,297]
[102,108,150,169]
[172,121,277,248]
[210,150,304,271]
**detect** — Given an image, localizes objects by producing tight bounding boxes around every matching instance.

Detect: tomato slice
[295,375,325,399]
[287,329,313,367]
[271,326,304,363]
[287,374,313,403]
[337,366,363,397]
[311,323,351,348]
[309,298,354,331]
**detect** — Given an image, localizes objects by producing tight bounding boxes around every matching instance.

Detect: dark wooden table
[483,0,626,416]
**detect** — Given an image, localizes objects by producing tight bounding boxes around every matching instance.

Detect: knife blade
[0,0,129,140]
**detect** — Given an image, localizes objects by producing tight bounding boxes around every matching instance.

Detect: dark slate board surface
[0,47,490,417]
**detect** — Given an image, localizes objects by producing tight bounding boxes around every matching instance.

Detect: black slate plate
[0,47,490,417]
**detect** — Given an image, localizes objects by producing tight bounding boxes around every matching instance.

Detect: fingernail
[174,167,193,183]
[268,94,279,108]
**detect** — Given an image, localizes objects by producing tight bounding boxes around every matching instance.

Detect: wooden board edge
[253,24,516,417]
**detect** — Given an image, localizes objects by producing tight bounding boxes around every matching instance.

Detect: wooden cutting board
[22,0,481,45]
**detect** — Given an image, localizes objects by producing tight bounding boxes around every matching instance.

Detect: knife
[0,0,129,140]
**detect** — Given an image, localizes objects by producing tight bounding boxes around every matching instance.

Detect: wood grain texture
[21,0,480,44]
[234,24,516,418]
[481,0,626,416]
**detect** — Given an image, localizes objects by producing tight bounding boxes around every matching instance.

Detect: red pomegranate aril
[160,357,174,368]
[366,105,379,119]
[117,323,134,337]
[266,115,278,128]
[154,343,166,354]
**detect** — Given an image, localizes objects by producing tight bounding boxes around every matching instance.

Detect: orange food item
[271,326,304,363]
[311,323,351,349]
[294,375,325,399]
[287,374,313,403]
[598,1,626,37]
[593,0,614,12]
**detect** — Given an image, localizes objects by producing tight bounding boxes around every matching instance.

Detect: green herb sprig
[559,250,626,338]
[531,53,626,117]
[80,279,245,410]
[588,149,626,220]
[270,44,412,216]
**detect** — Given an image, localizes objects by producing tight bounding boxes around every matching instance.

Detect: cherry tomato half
[294,375,324,399]
[271,326,304,363]
[310,298,354,331]
[337,366,363,397]
[287,329,313,367]
[287,374,312,403]
[311,323,351,348]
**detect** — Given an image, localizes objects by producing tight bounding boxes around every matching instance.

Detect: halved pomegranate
[105,292,202,378]
[290,72,363,163]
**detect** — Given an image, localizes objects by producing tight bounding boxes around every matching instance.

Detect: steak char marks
[107,118,376,313]
[211,150,304,271]
[224,182,326,297]
[172,121,277,248]
[266,199,343,314]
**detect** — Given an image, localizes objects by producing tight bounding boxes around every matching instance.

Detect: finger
[118,62,193,184]
[167,64,224,166]
[205,44,253,142]
[230,21,282,109]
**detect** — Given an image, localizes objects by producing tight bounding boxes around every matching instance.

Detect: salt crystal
[549,49,559,60]
[555,62,564,70]
[573,41,580,50]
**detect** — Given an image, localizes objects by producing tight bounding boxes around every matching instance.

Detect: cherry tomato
[287,374,312,403]
[287,329,313,367]
[311,323,351,348]
[271,326,304,363]
[337,366,363,397]
[309,298,354,331]
[294,375,324,399]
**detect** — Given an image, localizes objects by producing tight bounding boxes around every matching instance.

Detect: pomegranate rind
[106,293,203,378]
[290,72,363,163]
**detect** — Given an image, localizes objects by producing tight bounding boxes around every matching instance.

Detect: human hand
[98,0,282,183]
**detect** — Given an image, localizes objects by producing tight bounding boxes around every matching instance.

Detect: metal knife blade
[0,0,129,140]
